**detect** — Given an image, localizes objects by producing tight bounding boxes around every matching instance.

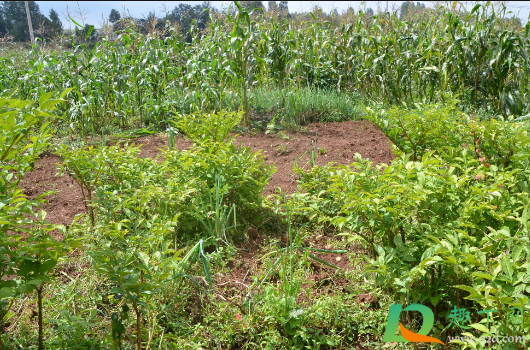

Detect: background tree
[47,8,62,38]
[34,12,51,40]
[108,9,127,34]
[268,1,277,15]
[135,12,167,36]
[344,6,355,18]
[0,1,46,42]
[278,1,288,17]
[109,9,121,23]
[167,3,210,42]
[0,7,7,37]
[241,1,264,11]
[400,1,426,20]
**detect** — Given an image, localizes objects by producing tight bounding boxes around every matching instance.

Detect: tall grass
[251,86,364,125]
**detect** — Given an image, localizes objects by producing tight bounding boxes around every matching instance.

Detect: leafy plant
[366,102,472,161]
[0,94,70,350]
[173,110,242,144]
[48,309,104,349]
[288,105,530,344]
[258,198,346,346]
[162,139,274,234]
[56,145,106,227]
[193,175,237,245]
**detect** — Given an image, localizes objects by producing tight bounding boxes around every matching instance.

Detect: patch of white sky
[35,1,530,29]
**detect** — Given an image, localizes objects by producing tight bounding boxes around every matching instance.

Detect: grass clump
[251,86,365,127]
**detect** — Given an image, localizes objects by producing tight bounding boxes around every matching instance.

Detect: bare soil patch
[239,120,395,195]
[215,226,372,309]
[134,120,396,195]
[20,152,85,228]
[16,120,392,345]
[19,120,395,228]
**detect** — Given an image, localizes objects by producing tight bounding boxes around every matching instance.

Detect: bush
[289,105,530,347]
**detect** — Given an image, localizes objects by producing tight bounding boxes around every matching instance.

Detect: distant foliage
[0,1,61,41]
[166,3,211,42]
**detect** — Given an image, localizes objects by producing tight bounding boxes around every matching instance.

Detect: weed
[275,144,290,155]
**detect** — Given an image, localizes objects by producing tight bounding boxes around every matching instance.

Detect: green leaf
[38,91,55,107]
[501,255,514,281]
[59,88,74,99]
[198,240,211,285]
[308,253,340,269]
[513,245,524,262]
[454,285,481,297]
[469,323,489,333]
[27,276,50,285]
[472,272,492,280]
[0,287,15,299]
[69,17,83,29]
[38,259,57,274]
[305,247,348,254]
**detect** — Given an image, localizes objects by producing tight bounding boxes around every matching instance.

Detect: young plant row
[3,105,377,349]
[49,111,275,349]
[287,103,530,348]
[0,106,273,348]
[0,94,73,350]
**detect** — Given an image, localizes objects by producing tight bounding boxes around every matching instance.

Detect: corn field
[0,2,528,136]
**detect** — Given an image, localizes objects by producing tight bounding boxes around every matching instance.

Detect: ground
[18,120,395,324]
[20,120,395,227]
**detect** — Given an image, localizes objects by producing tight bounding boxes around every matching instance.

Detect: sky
[35,1,530,29]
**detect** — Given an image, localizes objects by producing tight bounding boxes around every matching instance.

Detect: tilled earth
[20,120,395,227]
[19,120,395,319]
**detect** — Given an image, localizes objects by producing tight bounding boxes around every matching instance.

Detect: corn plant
[226,2,261,126]
[2,2,530,133]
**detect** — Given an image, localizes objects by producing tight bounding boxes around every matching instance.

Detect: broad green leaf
[0,287,15,299]
[469,323,489,333]
[501,255,514,281]
[472,272,492,280]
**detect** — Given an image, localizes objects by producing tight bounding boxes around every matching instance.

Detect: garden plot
[20,120,395,227]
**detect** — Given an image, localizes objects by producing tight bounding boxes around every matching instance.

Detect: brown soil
[15,120,393,345]
[20,120,395,228]
[237,120,395,195]
[20,152,85,228]
[18,119,393,269]
[215,229,368,305]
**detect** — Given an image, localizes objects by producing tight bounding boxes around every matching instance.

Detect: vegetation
[0,1,62,41]
[1,1,529,349]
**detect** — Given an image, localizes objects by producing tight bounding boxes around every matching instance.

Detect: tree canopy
[109,9,121,24]
[167,3,210,42]
[0,1,62,41]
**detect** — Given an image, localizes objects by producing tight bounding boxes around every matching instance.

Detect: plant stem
[133,300,142,350]
[37,285,43,350]
[0,315,3,350]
